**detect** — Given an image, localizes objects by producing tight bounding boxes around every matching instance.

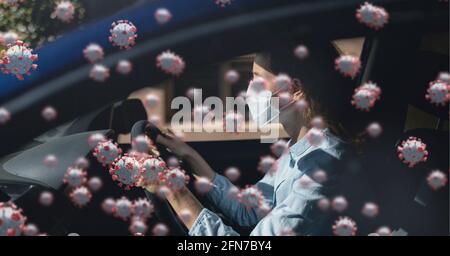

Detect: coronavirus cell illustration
[109,154,142,190]
[426,170,448,191]
[0,40,38,80]
[397,137,428,167]
[69,186,92,208]
[116,59,133,75]
[83,43,104,63]
[0,202,26,236]
[335,55,360,78]
[154,8,172,25]
[51,1,76,23]
[156,50,185,76]
[93,139,122,166]
[109,20,137,49]
[237,186,264,209]
[89,64,110,82]
[140,156,167,185]
[425,80,449,106]
[333,216,357,236]
[165,168,190,191]
[64,166,87,188]
[356,2,389,30]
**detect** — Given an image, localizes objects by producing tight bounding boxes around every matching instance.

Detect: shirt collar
[287,128,329,161]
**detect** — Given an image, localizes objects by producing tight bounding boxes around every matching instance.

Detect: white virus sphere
[366,122,383,138]
[109,154,142,190]
[149,115,161,126]
[224,69,240,84]
[271,140,288,158]
[194,176,213,194]
[193,105,211,124]
[425,80,449,106]
[89,64,110,82]
[39,191,54,206]
[113,197,133,221]
[0,107,11,124]
[312,169,328,184]
[224,167,241,182]
[140,156,167,185]
[335,54,361,79]
[361,202,379,218]
[116,59,133,75]
[178,209,193,223]
[227,186,240,200]
[360,81,382,98]
[133,198,154,220]
[258,155,276,174]
[0,202,26,236]
[167,156,180,168]
[83,43,104,63]
[185,87,201,101]
[87,176,103,192]
[109,20,137,49]
[69,186,92,208]
[224,111,244,133]
[215,0,233,7]
[88,133,106,149]
[131,135,152,153]
[101,198,116,215]
[41,106,58,121]
[294,99,308,113]
[144,93,159,108]
[63,166,87,188]
[332,196,348,213]
[0,40,38,80]
[165,168,190,191]
[43,154,59,169]
[317,198,331,212]
[129,217,148,235]
[238,186,264,209]
[356,2,389,30]
[437,72,449,83]
[154,8,172,25]
[427,170,448,191]
[305,128,325,146]
[294,44,309,59]
[93,139,122,166]
[247,77,267,94]
[333,216,357,236]
[352,88,378,111]
[273,74,292,92]
[23,223,39,236]
[397,136,428,168]
[152,223,169,236]
[310,116,325,129]
[376,226,392,236]
[278,91,293,109]
[156,50,185,76]
[0,31,19,47]
[51,1,76,23]
[156,185,171,200]
[74,156,90,169]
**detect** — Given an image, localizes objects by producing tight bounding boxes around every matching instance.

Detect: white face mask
[246,88,281,127]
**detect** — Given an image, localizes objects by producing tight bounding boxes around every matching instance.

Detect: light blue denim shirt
[189,129,347,236]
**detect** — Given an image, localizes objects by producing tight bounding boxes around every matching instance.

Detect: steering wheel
[130,120,188,236]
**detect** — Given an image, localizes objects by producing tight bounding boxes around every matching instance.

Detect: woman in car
[144,41,358,236]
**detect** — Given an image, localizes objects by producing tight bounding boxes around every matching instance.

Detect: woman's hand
[155,129,195,159]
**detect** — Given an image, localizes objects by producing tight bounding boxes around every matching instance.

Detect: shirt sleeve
[206,173,275,227]
[189,208,240,236]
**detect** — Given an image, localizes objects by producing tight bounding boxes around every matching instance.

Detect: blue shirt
[189,129,348,236]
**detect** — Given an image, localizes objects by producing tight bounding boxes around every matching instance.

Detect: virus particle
[294,44,309,60]
[224,167,241,182]
[356,2,389,30]
[150,115,161,127]
[152,223,169,236]
[113,197,133,221]
[258,155,276,174]
[317,198,331,212]
[74,157,90,169]
[43,154,59,169]
[215,0,233,7]
[154,8,172,25]
[131,135,152,153]
[331,196,348,213]
[39,191,54,207]
[83,43,104,63]
[144,93,159,108]
[23,223,39,236]
[129,217,148,235]
[310,116,325,129]
[376,226,392,236]
[0,202,26,236]
[0,31,19,47]
[101,198,116,215]
[156,50,185,76]
[397,136,428,168]
[224,69,240,84]
[224,111,244,133]
[88,133,107,149]
[87,176,103,192]
[312,169,328,184]
[360,81,382,98]
[361,202,379,218]
[305,128,325,146]
[109,20,137,49]
[237,186,264,209]
[166,156,180,168]
[352,87,379,111]
[194,176,213,194]
[227,186,240,200]
[156,185,171,199]
[165,168,190,191]
[278,91,293,109]
[425,80,449,106]
[69,186,92,208]
[109,154,142,190]
[41,106,58,121]
[333,216,357,236]
[116,60,132,75]
[295,99,308,112]
[335,54,360,79]
[247,77,268,95]
[178,209,193,223]
[89,64,110,82]
[93,139,122,166]
[273,74,292,92]
[133,198,154,220]
[64,166,87,188]
[193,105,211,125]
[437,72,449,83]
[0,107,11,124]
[366,122,383,138]
[51,1,75,23]
[427,170,448,191]
[0,41,38,80]
[140,156,167,185]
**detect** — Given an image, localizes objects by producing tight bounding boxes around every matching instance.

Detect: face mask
[246,87,281,127]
